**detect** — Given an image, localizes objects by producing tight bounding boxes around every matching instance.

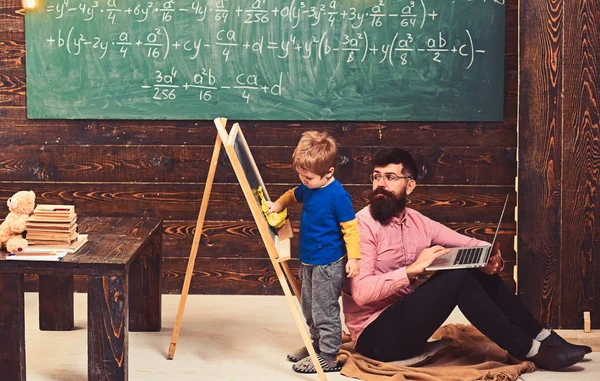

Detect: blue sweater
[292,180,356,265]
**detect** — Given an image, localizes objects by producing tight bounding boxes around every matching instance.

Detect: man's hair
[292,131,339,177]
[372,148,418,180]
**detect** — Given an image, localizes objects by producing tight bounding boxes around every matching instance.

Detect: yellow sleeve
[275,187,300,208]
[340,218,361,259]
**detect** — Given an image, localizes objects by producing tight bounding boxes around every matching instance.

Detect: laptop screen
[490,194,510,247]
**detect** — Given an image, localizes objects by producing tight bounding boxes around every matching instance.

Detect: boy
[266,131,360,373]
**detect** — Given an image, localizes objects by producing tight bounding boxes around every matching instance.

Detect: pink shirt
[342,206,487,344]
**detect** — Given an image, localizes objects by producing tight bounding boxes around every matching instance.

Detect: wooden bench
[0,216,162,381]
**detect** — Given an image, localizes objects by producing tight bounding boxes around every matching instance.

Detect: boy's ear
[326,167,335,178]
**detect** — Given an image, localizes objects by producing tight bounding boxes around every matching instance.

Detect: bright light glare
[23,0,39,10]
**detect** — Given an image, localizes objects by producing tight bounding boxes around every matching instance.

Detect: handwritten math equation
[39,0,505,105]
[140,67,284,104]
[46,0,506,26]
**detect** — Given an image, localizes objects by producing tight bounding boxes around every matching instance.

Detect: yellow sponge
[257,186,287,228]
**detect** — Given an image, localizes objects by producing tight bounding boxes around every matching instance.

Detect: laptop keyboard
[454,247,484,265]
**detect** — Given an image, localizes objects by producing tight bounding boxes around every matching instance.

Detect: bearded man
[341,148,591,371]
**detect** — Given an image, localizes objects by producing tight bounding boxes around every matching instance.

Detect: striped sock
[536,329,551,341]
[526,340,541,358]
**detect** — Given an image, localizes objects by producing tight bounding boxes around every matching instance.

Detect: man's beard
[368,188,407,224]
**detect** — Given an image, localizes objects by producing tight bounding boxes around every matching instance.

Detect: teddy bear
[0,190,36,253]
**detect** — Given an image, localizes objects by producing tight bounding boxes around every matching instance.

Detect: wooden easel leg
[280,260,301,302]
[167,130,223,360]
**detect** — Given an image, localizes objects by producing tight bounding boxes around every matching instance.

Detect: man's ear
[406,179,417,195]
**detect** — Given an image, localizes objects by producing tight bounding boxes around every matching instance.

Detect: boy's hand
[346,258,360,278]
[265,201,283,214]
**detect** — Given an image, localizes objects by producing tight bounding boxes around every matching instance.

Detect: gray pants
[300,259,346,361]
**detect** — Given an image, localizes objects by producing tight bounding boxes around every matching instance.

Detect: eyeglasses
[370,173,413,183]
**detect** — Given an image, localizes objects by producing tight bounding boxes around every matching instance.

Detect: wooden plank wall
[0,0,518,295]
[519,0,600,328]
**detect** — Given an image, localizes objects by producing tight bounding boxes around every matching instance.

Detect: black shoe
[529,337,586,370]
[545,331,592,354]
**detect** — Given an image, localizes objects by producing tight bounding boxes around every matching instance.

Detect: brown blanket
[338,324,536,381]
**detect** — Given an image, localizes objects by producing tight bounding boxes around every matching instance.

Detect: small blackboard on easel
[226,122,293,256]
[167,118,328,380]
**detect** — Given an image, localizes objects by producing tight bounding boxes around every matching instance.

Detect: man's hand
[406,245,450,278]
[346,258,360,278]
[265,201,283,214]
[480,241,503,275]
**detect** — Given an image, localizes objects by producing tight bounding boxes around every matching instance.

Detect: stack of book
[7,205,88,261]
[23,204,88,254]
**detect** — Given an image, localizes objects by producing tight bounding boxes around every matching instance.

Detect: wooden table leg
[0,273,26,381]
[88,275,128,381]
[129,230,162,332]
[39,274,74,331]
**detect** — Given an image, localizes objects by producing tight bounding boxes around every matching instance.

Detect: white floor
[21,293,598,381]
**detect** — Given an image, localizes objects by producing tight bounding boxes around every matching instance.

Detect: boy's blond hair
[292,131,339,177]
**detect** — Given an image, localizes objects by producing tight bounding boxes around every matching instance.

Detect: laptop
[425,194,509,271]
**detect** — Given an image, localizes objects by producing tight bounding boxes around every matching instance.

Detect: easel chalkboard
[25,0,506,121]
[167,118,328,380]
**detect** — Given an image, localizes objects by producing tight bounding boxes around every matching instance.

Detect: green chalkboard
[25,0,505,121]
[226,122,279,247]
